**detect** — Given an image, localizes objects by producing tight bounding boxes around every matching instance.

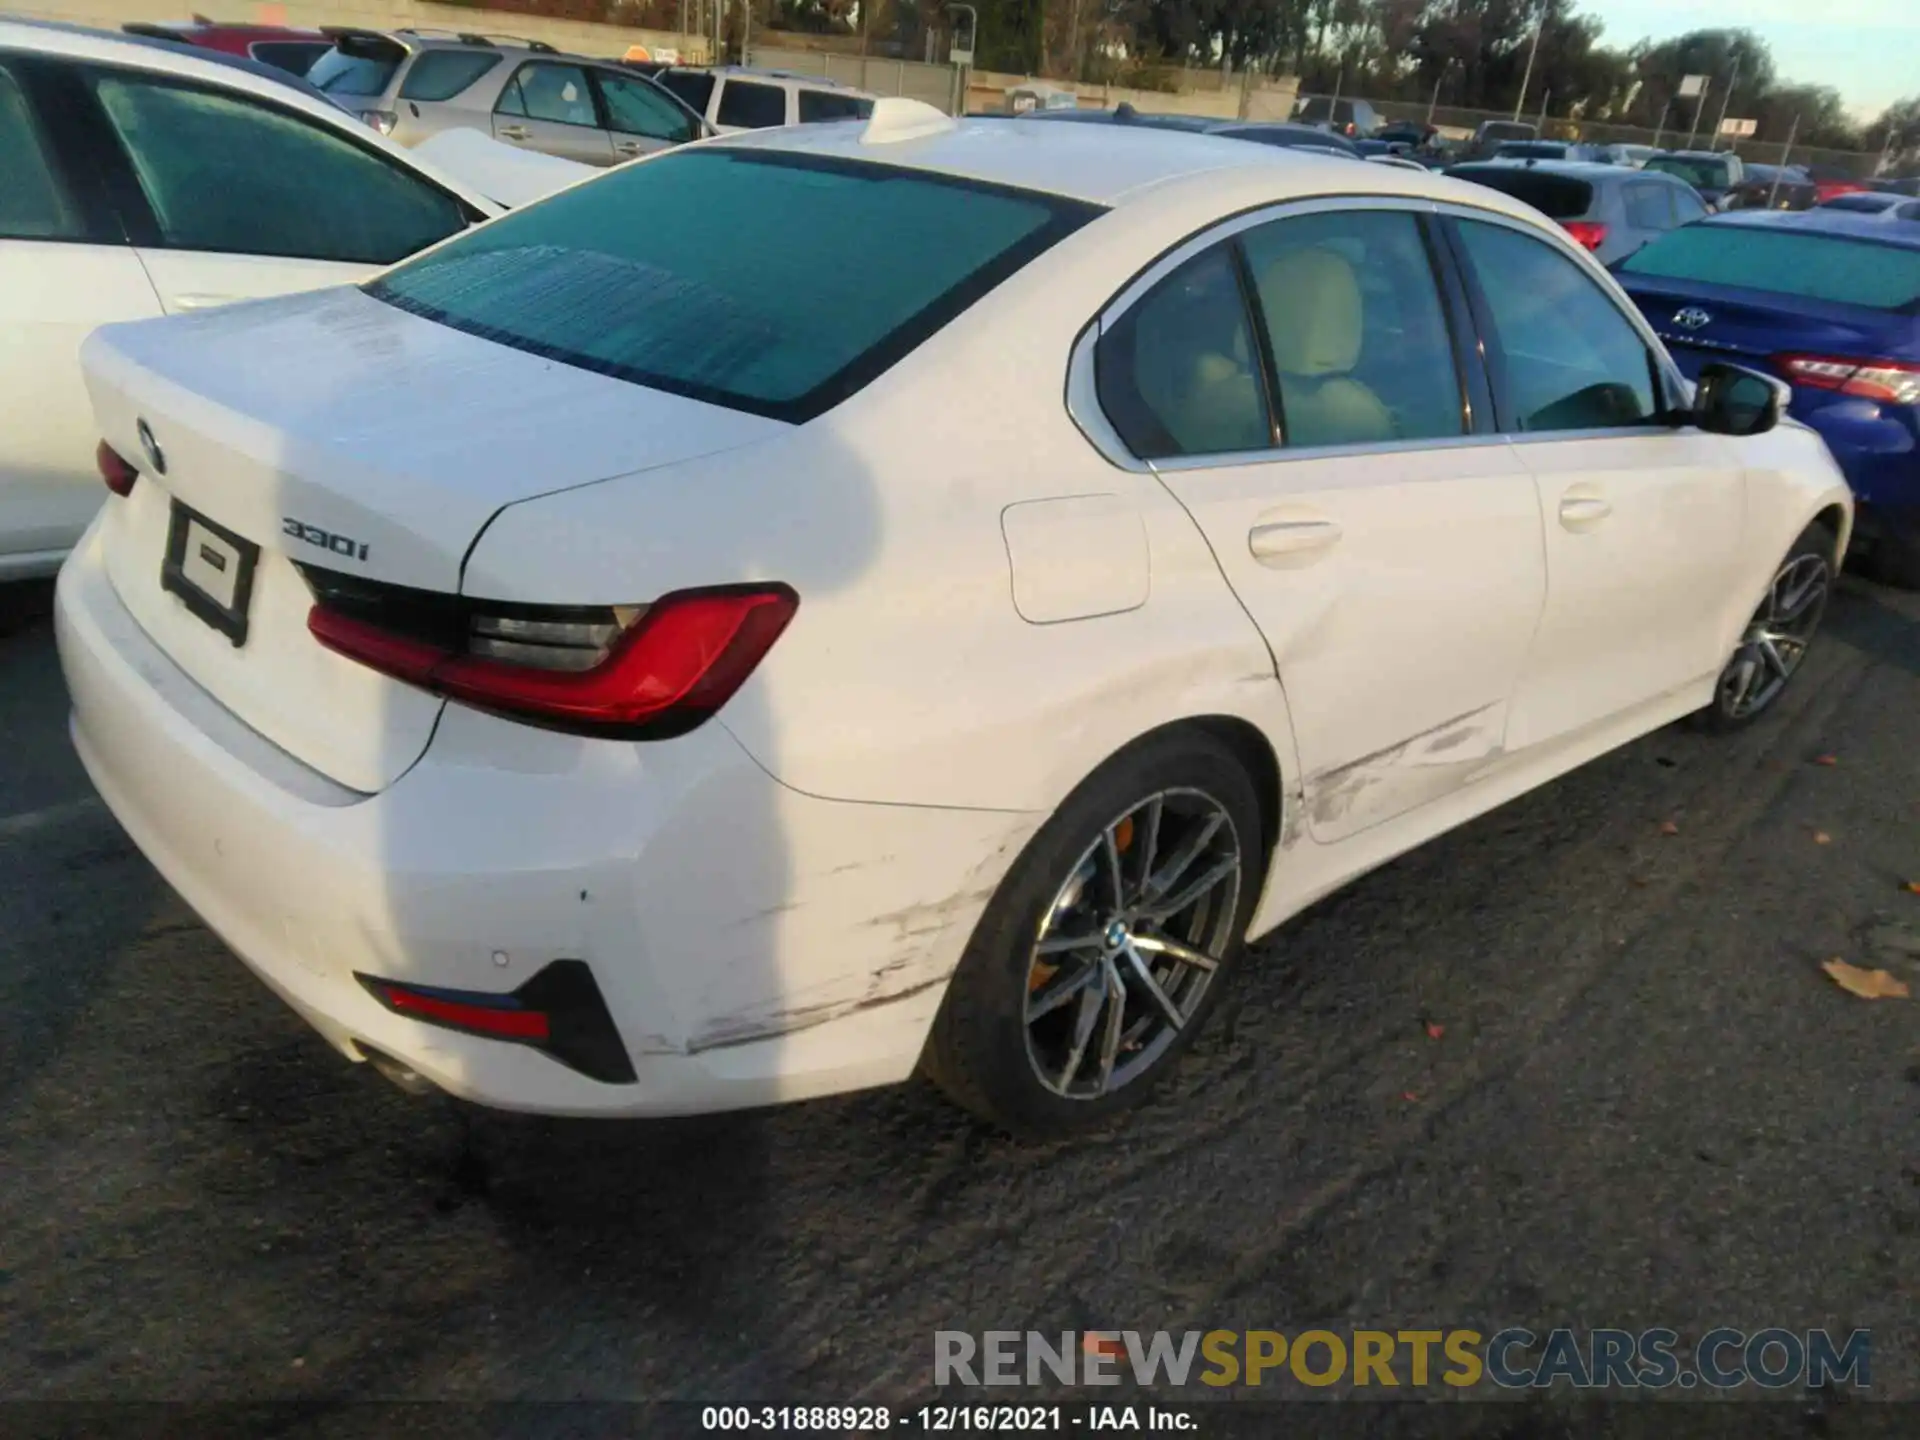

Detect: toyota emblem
[136,418,166,476]
[1673,306,1713,331]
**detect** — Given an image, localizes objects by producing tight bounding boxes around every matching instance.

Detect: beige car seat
[1256,246,1397,447]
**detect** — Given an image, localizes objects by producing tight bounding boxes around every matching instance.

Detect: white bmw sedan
[57,102,1852,1136]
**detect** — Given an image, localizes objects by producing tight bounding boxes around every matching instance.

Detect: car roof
[1697,207,1920,248]
[1655,150,1731,161]
[1454,160,1671,181]
[5,16,339,102]
[127,21,328,41]
[718,113,1551,217]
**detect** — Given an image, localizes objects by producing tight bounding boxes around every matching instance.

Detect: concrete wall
[16,0,712,64]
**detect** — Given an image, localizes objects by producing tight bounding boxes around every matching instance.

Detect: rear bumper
[56,519,1033,1116]
[1799,401,1919,515]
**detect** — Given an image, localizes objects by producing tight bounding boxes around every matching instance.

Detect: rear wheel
[921,728,1264,1137]
[1695,523,1833,733]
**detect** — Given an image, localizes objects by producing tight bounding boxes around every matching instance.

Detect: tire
[1694,522,1835,734]
[921,727,1265,1138]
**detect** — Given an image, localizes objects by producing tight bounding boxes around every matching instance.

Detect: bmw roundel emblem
[1673,306,1713,331]
[136,418,166,476]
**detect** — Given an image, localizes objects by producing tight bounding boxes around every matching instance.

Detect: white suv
[651,65,876,132]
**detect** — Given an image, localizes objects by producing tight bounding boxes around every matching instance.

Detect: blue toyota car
[1613,209,1920,586]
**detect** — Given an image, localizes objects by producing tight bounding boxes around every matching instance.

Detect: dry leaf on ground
[1821,958,1910,1001]
[1813,831,1833,845]
[1425,1021,1445,1040]
[1813,754,1838,766]
[1904,881,1920,896]
[1659,820,1680,836]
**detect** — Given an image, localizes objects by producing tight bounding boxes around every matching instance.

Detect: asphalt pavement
[1,572,1916,1429]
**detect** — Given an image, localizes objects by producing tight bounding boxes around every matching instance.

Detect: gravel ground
[1,572,1916,1431]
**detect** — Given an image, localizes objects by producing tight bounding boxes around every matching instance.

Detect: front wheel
[921,728,1264,1137]
[1695,523,1834,733]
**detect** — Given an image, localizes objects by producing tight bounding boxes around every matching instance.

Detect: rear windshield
[657,68,714,113]
[1495,142,1566,160]
[366,148,1101,421]
[1451,167,1594,219]
[306,46,401,97]
[1619,226,1920,311]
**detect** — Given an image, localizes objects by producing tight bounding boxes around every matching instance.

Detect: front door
[1096,204,1548,842]
[493,62,616,165]
[1446,215,1747,750]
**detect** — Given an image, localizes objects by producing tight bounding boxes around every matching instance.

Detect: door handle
[614,139,646,155]
[1249,518,1342,565]
[497,124,531,141]
[1558,496,1613,531]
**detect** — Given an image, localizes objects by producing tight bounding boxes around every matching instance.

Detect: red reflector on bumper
[376,983,550,1040]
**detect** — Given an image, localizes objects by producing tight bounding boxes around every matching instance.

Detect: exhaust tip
[355,1042,439,1097]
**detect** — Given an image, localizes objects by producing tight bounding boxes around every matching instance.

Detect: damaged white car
[58,103,1852,1135]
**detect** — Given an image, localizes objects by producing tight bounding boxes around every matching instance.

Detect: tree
[1628,28,1775,137]
[1865,96,1920,169]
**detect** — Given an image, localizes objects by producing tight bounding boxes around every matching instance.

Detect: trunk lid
[1620,276,1906,380]
[82,285,785,792]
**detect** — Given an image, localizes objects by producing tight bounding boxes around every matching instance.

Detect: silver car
[1446,161,1710,265]
[304,27,708,165]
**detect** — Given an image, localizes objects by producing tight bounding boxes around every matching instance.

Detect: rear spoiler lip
[317,26,411,57]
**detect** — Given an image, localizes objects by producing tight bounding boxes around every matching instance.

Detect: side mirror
[1692,361,1789,437]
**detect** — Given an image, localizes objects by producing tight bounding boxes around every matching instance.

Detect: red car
[121,17,331,75]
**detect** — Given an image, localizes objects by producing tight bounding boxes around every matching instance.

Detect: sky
[1588,0,1915,120]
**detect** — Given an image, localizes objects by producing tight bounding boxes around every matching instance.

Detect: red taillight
[1775,353,1920,406]
[1562,220,1608,251]
[309,583,798,739]
[97,441,137,497]
[1815,180,1865,202]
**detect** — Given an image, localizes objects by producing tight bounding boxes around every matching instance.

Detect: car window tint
[305,47,399,97]
[0,62,85,241]
[596,70,696,141]
[1454,218,1657,432]
[1450,167,1592,219]
[1620,226,1920,310]
[507,63,596,127]
[797,89,871,122]
[1096,246,1271,459]
[248,41,329,76]
[91,73,468,264]
[716,79,785,128]
[398,50,501,101]
[657,68,714,114]
[1243,209,1462,447]
[368,149,1099,422]
[1624,182,1674,229]
[1672,188,1707,223]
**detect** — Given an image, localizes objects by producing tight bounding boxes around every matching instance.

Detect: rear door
[0,53,163,571]
[1446,212,1747,750]
[492,60,615,164]
[75,63,473,311]
[1097,200,1546,842]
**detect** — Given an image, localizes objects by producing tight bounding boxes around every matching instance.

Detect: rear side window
[1096,247,1270,459]
[1624,182,1675,229]
[1452,167,1593,220]
[305,45,401,97]
[657,68,714,114]
[716,79,785,128]
[90,72,468,264]
[1620,226,1920,311]
[367,149,1100,421]
[0,62,85,240]
[497,63,597,127]
[398,50,501,101]
[797,89,871,123]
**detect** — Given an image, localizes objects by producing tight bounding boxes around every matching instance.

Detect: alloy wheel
[1717,552,1831,720]
[1021,788,1243,1100]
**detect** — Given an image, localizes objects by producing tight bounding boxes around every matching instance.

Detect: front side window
[498,63,597,128]
[367,149,1099,421]
[657,68,714,115]
[0,62,85,241]
[398,50,501,102]
[90,72,468,264]
[716,79,785,128]
[1672,188,1708,224]
[1243,209,1463,447]
[1454,218,1658,432]
[595,70,697,141]
[1096,246,1270,460]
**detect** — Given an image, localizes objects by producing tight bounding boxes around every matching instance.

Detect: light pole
[1710,54,1741,151]
[1426,58,1450,126]
[1512,11,1543,122]
[948,3,977,116]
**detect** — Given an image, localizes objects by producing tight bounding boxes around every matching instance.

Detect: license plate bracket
[162,501,260,647]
